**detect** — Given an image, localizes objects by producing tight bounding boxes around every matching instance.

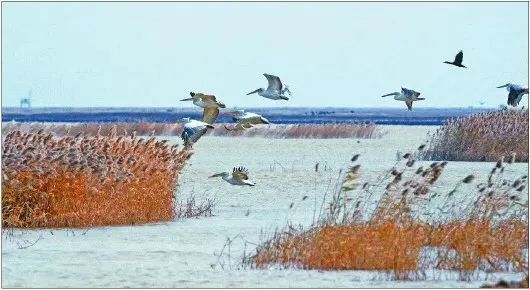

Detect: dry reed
[209,123,381,139]
[2,127,193,228]
[3,122,381,139]
[420,109,528,162]
[248,147,528,280]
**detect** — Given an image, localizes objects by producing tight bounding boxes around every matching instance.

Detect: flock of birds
[180,73,289,186]
[179,51,529,187]
[382,50,529,110]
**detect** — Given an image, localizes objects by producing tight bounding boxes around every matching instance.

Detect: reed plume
[2,128,192,228]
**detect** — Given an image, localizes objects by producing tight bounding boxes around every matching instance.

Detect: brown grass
[3,122,381,139]
[2,128,192,228]
[420,109,528,162]
[249,147,528,280]
[209,123,381,139]
[175,194,216,219]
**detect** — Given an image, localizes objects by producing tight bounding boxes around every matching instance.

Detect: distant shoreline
[1,107,497,126]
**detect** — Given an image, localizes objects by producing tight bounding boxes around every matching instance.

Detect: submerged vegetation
[2,122,381,139]
[420,109,528,162]
[247,147,528,280]
[2,128,193,228]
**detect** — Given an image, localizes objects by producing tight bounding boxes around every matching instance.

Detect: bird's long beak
[209,173,224,178]
[497,84,509,88]
[223,111,236,116]
[180,98,193,101]
[381,92,397,98]
[247,89,260,95]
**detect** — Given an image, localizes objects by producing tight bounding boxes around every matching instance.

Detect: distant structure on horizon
[20,90,32,109]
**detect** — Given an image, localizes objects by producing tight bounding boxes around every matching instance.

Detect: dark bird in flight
[444,50,466,68]
[497,83,529,107]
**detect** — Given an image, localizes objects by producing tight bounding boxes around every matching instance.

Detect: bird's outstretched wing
[224,122,253,131]
[232,166,250,180]
[507,89,526,107]
[181,126,208,146]
[401,87,421,98]
[202,107,220,125]
[264,74,282,91]
[405,100,413,111]
[193,93,216,102]
[454,51,463,64]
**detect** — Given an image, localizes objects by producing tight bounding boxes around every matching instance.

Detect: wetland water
[2,125,527,287]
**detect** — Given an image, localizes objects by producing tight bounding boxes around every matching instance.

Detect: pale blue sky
[2,2,528,108]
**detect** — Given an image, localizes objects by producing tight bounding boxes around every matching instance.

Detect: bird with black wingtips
[180,92,225,124]
[181,92,226,109]
[209,166,256,186]
[444,50,467,68]
[381,87,425,111]
[224,122,254,132]
[180,117,215,146]
[179,92,225,146]
[497,83,529,107]
[223,109,270,131]
[247,73,292,100]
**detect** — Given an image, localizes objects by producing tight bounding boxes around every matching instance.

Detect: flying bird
[179,92,224,146]
[181,92,225,124]
[247,74,291,100]
[444,50,466,68]
[497,83,529,107]
[225,110,270,125]
[180,117,214,146]
[181,92,225,109]
[209,166,256,186]
[381,87,425,111]
[224,122,254,131]
[223,110,270,131]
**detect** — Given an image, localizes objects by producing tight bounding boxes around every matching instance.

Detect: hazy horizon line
[1,106,502,110]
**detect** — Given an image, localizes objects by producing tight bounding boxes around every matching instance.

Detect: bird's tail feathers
[282,85,292,96]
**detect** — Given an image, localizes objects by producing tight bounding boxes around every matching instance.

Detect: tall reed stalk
[248,146,528,280]
[2,128,192,228]
[420,109,528,162]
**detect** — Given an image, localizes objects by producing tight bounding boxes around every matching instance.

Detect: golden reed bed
[421,109,528,162]
[2,128,192,228]
[248,149,528,280]
[2,122,381,139]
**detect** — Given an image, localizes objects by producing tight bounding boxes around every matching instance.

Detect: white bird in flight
[247,74,291,101]
[179,92,225,146]
[497,83,529,107]
[180,117,214,146]
[224,109,270,131]
[226,110,270,124]
[181,92,226,109]
[224,122,255,132]
[381,87,425,111]
[209,166,256,186]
